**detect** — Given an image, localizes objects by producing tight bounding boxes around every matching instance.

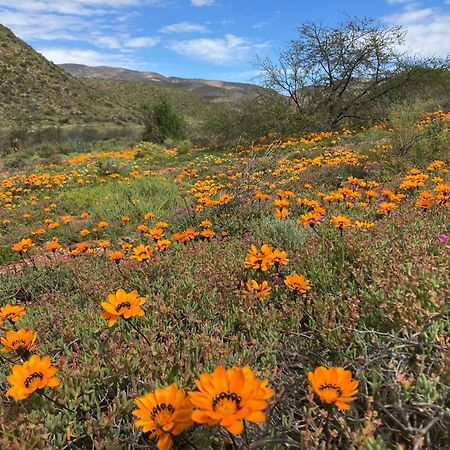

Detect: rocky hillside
[0,25,136,128]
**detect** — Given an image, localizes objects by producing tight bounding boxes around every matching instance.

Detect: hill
[59,64,261,103]
[0,24,248,138]
[0,24,136,128]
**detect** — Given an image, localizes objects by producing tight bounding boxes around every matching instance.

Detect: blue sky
[1,0,449,82]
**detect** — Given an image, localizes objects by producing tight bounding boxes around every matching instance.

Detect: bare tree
[256,17,419,126]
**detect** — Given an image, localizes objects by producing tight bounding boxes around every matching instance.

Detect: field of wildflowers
[0,111,449,449]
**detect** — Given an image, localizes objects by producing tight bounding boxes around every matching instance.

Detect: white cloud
[168,34,253,64]
[0,0,100,16]
[0,10,94,41]
[127,36,160,47]
[0,0,149,16]
[384,3,450,57]
[92,34,159,48]
[160,21,208,33]
[190,0,215,6]
[37,47,134,67]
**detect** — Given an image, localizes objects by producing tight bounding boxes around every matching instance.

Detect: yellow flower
[138,224,149,233]
[355,221,374,230]
[330,216,352,228]
[308,366,358,410]
[200,220,212,228]
[275,207,289,219]
[121,242,132,252]
[12,238,34,254]
[244,245,262,270]
[300,211,321,226]
[201,229,215,238]
[133,384,193,450]
[243,244,278,272]
[0,304,26,323]
[108,251,124,263]
[6,355,60,400]
[100,289,146,327]
[45,237,61,252]
[146,228,165,240]
[242,279,271,301]
[1,328,37,353]
[131,244,153,262]
[416,191,434,210]
[271,248,288,266]
[378,201,397,215]
[284,273,310,294]
[156,239,172,251]
[189,366,274,435]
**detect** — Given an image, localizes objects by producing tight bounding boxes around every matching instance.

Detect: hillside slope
[0,25,136,127]
[0,25,227,132]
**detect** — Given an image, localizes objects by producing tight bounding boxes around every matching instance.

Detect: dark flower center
[115,302,131,312]
[151,402,175,419]
[319,384,343,396]
[11,339,26,347]
[24,372,44,388]
[212,392,241,410]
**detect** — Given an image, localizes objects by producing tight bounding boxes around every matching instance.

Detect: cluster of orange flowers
[1,286,359,450]
[237,128,353,155]
[416,110,450,129]
[94,288,357,450]
[10,211,225,267]
[242,244,310,301]
[67,149,137,165]
[132,364,358,449]
[0,152,156,210]
[0,305,60,401]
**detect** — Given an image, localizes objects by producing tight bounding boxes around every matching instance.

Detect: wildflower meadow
[0,112,449,449]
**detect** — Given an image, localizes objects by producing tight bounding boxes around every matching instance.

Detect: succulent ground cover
[0,113,449,449]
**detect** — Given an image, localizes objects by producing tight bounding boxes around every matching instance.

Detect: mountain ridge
[59,64,260,103]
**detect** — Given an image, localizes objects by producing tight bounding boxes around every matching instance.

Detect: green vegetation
[0,110,449,448]
[141,97,186,144]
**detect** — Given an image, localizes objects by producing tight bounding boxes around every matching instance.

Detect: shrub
[140,97,186,144]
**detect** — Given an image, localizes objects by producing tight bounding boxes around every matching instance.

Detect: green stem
[39,391,75,413]
[127,319,152,350]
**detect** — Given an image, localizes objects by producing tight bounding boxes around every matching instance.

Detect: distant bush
[140,97,185,144]
[201,92,315,147]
